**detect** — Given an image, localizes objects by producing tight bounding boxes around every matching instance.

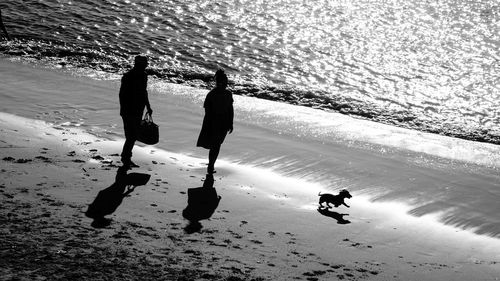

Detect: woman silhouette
[197,69,234,174]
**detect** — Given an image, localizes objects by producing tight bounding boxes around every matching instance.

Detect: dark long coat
[196,87,234,149]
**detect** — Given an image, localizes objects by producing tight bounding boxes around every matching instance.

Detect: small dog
[318,189,352,209]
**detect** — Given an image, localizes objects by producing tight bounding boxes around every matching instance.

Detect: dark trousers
[121,115,141,162]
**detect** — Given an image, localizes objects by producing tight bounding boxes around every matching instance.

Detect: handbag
[137,112,159,145]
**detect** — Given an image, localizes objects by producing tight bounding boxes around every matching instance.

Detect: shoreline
[1,56,500,169]
[1,112,500,280]
[1,47,500,146]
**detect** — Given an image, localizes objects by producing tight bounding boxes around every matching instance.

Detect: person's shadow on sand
[182,174,221,234]
[85,166,151,228]
[317,207,351,224]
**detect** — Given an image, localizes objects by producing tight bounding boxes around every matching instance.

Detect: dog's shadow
[85,166,151,228]
[317,207,351,224]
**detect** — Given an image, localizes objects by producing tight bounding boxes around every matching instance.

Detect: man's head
[134,55,148,70]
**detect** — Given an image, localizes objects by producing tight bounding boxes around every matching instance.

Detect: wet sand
[1,111,500,280]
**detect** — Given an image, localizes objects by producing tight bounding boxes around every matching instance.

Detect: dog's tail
[318,191,322,196]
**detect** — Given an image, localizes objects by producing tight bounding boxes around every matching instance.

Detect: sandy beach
[1,58,500,280]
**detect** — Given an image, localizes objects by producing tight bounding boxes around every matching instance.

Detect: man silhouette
[119,55,152,168]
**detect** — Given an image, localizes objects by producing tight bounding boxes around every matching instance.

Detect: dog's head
[339,189,352,199]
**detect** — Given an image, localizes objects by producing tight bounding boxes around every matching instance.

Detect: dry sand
[1,111,500,281]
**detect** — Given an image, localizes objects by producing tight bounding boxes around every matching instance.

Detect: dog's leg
[343,203,350,208]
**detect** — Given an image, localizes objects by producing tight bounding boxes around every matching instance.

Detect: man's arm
[144,75,152,114]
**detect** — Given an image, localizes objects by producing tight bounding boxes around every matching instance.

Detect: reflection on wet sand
[317,207,351,225]
[85,166,151,228]
[183,174,221,234]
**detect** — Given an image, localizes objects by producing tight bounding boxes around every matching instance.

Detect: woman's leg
[208,145,221,174]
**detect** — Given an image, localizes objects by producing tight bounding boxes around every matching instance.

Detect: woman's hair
[134,55,148,66]
[214,69,228,84]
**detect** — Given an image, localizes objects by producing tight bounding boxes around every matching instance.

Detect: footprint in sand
[35,156,52,163]
[342,238,373,249]
[302,270,327,278]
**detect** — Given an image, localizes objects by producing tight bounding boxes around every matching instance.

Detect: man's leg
[121,116,139,167]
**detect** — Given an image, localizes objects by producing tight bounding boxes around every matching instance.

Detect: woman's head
[214,69,228,89]
[133,55,148,71]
